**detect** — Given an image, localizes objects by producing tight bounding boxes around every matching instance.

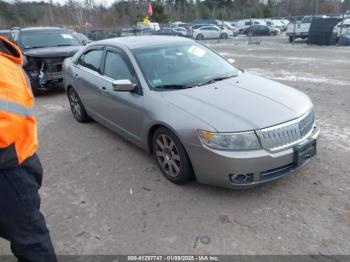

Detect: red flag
[147,2,153,16]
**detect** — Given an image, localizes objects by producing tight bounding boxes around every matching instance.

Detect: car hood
[161,72,313,132]
[24,46,82,58]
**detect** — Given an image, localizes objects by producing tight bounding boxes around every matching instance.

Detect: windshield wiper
[154,84,193,90]
[55,44,73,47]
[197,75,236,87]
[25,46,46,49]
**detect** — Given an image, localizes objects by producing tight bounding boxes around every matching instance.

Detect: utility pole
[315,0,319,15]
[338,0,346,46]
[48,0,55,26]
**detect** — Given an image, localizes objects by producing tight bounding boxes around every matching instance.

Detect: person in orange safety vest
[0,36,56,262]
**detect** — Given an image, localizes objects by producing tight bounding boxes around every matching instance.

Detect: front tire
[27,72,40,96]
[220,33,228,39]
[68,88,91,123]
[153,128,193,184]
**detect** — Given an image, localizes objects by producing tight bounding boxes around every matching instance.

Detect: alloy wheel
[155,134,181,177]
[69,90,82,119]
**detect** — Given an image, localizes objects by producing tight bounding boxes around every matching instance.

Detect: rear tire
[68,87,91,123]
[153,127,193,185]
[196,34,204,40]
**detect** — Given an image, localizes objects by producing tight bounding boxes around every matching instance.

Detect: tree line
[0,0,349,30]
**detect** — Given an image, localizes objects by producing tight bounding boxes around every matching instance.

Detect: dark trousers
[0,154,57,262]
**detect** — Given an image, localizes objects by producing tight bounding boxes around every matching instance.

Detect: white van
[137,22,160,31]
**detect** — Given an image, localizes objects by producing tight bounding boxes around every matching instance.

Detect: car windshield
[20,30,80,49]
[133,42,239,90]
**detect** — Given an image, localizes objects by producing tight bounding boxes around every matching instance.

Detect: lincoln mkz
[63,36,320,189]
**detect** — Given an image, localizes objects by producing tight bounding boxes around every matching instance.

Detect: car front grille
[256,110,315,151]
[45,57,64,72]
[45,71,63,81]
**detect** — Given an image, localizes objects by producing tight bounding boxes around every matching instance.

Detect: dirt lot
[1,35,350,255]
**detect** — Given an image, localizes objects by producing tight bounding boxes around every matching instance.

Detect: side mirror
[81,40,87,46]
[112,79,136,92]
[227,58,235,64]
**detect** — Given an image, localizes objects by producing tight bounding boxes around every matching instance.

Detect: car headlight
[198,130,261,150]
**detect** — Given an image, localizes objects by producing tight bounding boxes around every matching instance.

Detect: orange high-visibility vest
[0,36,38,168]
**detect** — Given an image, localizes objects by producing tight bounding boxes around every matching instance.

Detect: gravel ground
[1,35,350,256]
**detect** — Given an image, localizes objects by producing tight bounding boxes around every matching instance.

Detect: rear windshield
[20,30,80,49]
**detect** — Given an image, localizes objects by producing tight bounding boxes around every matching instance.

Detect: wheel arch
[147,122,197,181]
[66,84,74,93]
[147,122,181,154]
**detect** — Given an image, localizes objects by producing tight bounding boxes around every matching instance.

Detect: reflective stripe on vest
[0,99,34,118]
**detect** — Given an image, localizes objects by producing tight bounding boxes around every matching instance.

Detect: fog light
[230,174,253,184]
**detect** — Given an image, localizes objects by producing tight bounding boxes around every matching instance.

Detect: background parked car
[221,21,240,36]
[0,29,12,40]
[193,25,233,40]
[236,19,267,32]
[120,28,136,37]
[188,24,213,35]
[12,27,82,95]
[335,19,350,39]
[242,25,279,36]
[88,29,111,40]
[191,19,221,26]
[138,28,154,35]
[171,22,190,27]
[153,28,184,37]
[339,33,350,45]
[172,27,188,36]
[72,32,91,45]
[278,19,290,30]
[265,19,285,31]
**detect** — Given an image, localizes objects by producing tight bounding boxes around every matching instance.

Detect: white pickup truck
[286,16,314,43]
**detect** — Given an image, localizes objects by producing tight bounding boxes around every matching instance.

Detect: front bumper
[186,122,320,189]
[28,71,63,88]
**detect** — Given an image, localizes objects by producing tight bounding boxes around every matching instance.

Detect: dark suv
[11,27,82,95]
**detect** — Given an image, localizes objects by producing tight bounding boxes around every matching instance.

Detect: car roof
[20,27,67,32]
[95,36,193,50]
[200,25,217,28]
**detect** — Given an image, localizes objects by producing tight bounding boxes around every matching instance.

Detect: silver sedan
[63,36,320,189]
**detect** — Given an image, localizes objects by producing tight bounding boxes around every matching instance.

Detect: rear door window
[78,49,103,72]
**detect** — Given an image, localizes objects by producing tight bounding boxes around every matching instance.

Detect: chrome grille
[256,111,315,151]
[45,71,63,81]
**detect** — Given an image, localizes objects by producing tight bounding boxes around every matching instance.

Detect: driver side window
[104,51,134,82]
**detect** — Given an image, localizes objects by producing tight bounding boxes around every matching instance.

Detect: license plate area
[294,139,317,167]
